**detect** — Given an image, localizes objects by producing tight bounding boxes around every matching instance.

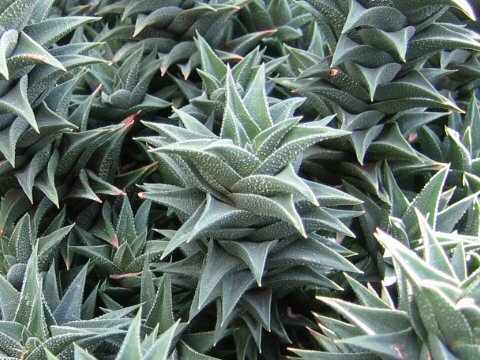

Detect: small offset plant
[0,0,479,359]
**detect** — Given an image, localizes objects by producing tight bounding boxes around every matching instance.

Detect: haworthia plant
[0,0,478,359]
[290,210,480,360]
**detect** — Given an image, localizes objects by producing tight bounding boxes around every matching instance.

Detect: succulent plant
[94,0,254,79]
[0,243,134,360]
[0,1,479,359]
[290,210,480,360]
[0,0,99,146]
[45,310,180,360]
[70,197,160,283]
[134,37,363,357]
[277,0,480,165]
[76,47,170,123]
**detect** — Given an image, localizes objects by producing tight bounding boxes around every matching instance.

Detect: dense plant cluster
[0,0,479,359]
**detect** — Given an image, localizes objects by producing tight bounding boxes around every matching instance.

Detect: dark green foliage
[0,0,479,359]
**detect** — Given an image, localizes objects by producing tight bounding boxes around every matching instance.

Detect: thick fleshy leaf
[243,64,273,131]
[342,1,407,33]
[197,241,241,309]
[24,16,100,47]
[269,237,360,273]
[0,76,36,132]
[52,264,88,324]
[228,193,306,237]
[221,271,255,325]
[340,329,420,359]
[232,165,318,205]
[374,229,457,287]
[402,166,449,235]
[318,297,411,335]
[116,310,142,360]
[219,240,276,286]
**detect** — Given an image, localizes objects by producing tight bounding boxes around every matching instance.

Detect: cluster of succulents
[0,0,479,359]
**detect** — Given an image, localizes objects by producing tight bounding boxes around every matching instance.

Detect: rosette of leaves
[46,310,180,360]
[335,161,480,281]
[0,1,133,207]
[96,0,259,79]
[290,210,480,360]
[426,2,480,97]
[414,96,480,197]
[78,46,170,123]
[0,208,74,289]
[277,0,480,165]
[0,100,138,209]
[136,38,362,357]
[432,48,480,97]
[66,198,224,358]
[0,0,100,144]
[234,0,314,55]
[0,243,135,360]
[69,197,166,288]
[139,37,359,254]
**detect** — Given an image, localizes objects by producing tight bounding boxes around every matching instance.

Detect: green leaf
[343,1,407,33]
[416,210,456,279]
[371,123,419,161]
[254,117,346,175]
[232,165,318,205]
[197,241,241,309]
[318,297,411,335]
[402,166,449,236]
[348,125,383,165]
[15,147,50,203]
[422,283,473,345]
[359,27,415,62]
[116,310,142,360]
[12,213,31,264]
[0,29,17,79]
[145,275,175,332]
[345,274,390,309]
[228,193,306,237]
[374,229,457,287]
[196,35,226,82]
[24,16,100,47]
[37,224,73,268]
[243,64,273,131]
[269,237,360,273]
[0,0,37,31]
[204,140,261,176]
[161,196,253,259]
[73,346,97,360]
[225,68,261,140]
[219,240,275,287]
[331,35,394,68]
[427,334,459,360]
[393,0,476,20]
[53,264,88,324]
[221,271,255,325]
[241,289,272,331]
[408,23,480,61]
[11,32,66,72]
[253,117,300,160]
[0,276,20,321]
[352,63,401,102]
[0,76,36,132]
[340,329,420,359]
[117,197,137,246]
[144,321,179,360]
[14,245,39,325]
[35,149,60,207]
